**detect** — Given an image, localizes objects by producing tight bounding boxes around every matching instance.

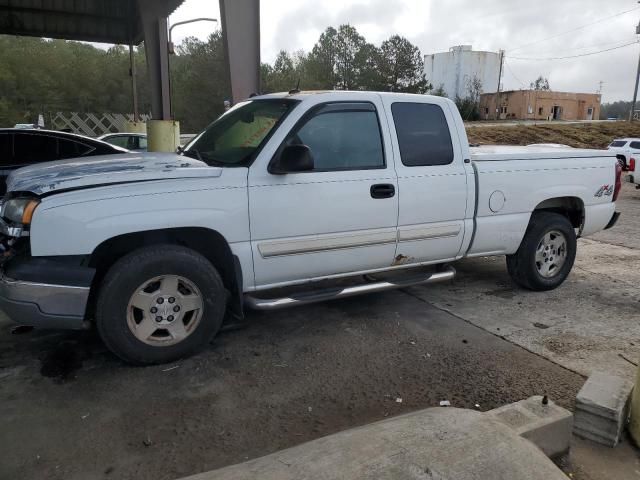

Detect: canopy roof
[0,0,184,44]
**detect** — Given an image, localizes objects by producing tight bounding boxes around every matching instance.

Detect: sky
[169,0,640,103]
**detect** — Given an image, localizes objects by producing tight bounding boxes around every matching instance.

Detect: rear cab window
[390,102,454,166]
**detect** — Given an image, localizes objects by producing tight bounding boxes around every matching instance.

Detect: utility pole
[629,3,640,121]
[496,49,504,120]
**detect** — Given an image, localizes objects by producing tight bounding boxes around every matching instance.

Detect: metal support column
[137,0,179,151]
[129,44,139,122]
[138,0,172,120]
[219,0,260,104]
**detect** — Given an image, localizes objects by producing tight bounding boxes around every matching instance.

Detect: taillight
[613,162,622,201]
[630,158,636,172]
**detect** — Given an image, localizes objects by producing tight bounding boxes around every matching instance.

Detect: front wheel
[506,212,577,291]
[96,245,227,365]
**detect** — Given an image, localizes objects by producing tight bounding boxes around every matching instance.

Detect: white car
[0,91,621,364]
[607,138,640,170]
[98,132,147,151]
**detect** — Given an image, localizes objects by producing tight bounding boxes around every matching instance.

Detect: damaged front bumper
[0,253,95,330]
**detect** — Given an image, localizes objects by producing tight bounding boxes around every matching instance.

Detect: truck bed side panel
[467,156,616,256]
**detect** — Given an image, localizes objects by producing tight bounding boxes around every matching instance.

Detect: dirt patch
[466,121,640,149]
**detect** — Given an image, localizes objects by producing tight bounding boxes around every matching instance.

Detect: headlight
[1,198,40,225]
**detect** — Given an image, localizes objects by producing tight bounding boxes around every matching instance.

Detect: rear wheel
[506,212,577,291]
[96,245,226,365]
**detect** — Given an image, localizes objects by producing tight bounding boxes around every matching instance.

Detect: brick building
[479,90,601,121]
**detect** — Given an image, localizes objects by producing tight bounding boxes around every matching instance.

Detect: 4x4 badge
[594,185,614,197]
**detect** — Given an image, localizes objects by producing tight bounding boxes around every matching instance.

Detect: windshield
[182,99,298,166]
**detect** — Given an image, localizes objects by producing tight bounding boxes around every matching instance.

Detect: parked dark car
[0,129,128,194]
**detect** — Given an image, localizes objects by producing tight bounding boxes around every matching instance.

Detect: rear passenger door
[382,99,470,265]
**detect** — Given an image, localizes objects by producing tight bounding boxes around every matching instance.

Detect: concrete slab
[486,395,573,458]
[575,372,633,421]
[181,408,567,480]
[408,236,640,381]
[574,371,633,447]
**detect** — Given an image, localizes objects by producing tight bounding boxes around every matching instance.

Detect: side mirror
[270,144,314,174]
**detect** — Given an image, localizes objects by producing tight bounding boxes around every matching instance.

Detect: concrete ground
[0,185,638,480]
[410,182,640,381]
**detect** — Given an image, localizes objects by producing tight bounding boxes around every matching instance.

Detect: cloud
[172,0,639,102]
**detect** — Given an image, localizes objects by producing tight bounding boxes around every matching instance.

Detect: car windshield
[182,99,298,166]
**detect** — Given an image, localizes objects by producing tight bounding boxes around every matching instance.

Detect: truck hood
[6,152,222,195]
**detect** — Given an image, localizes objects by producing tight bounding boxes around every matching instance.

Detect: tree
[307,27,339,89]
[431,84,447,97]
[377,35,430,93]
[171,32,231,132]
[455,75,483,121]
[530,76,550,91]
[263,50,298,92]
[333,25,366,90]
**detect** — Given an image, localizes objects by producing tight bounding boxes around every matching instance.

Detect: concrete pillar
[147,120,180,152]
[219,0,260,104]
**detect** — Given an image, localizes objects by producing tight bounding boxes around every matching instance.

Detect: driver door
[248,97,399,289]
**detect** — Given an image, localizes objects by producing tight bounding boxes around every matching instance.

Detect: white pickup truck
[0,92,621,364]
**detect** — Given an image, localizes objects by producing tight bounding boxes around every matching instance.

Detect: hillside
[465,121,640,149]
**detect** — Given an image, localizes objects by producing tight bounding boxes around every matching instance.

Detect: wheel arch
[533,196,585,232]
[87,227,243,319]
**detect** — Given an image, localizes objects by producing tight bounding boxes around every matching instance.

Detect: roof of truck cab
[253,91,447,102]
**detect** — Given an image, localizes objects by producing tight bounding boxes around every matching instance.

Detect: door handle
[370,183,395,199]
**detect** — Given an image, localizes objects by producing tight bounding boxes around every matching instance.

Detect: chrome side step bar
[245,265,456,311]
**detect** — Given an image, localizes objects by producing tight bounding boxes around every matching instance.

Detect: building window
[528,105,533,114]
[484,107,489,114]
[538,107,543,115]
[500,106,507,114]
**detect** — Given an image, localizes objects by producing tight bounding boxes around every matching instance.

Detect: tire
[96,245,227,365]
[506,212,577,291]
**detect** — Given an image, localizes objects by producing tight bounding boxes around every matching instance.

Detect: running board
[245,265,456,311]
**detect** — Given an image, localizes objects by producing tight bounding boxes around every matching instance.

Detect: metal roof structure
[0,0,184,44]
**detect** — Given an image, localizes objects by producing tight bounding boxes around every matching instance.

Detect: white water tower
[424,45,502,99]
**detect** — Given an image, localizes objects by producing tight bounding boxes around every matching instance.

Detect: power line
[519,37,637,56]
[508,40,638,61]
[510,6,640,53]
[504,61,527,87]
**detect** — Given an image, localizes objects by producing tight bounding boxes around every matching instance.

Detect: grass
[465,121,640,149]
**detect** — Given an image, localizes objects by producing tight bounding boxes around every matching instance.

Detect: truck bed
[466,144,617,258]
[470,145,616,162]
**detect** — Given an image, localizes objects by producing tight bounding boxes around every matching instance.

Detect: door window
[105,135,130,149]
[391,102,454,166]
[13,133,59,165]
[284,103,385,171]
[58,138,93,158]
[138,136,148,150]
[629,141,640,150]
[0,133,12,166]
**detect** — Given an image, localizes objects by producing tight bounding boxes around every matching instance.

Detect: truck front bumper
[0,256,95,330]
